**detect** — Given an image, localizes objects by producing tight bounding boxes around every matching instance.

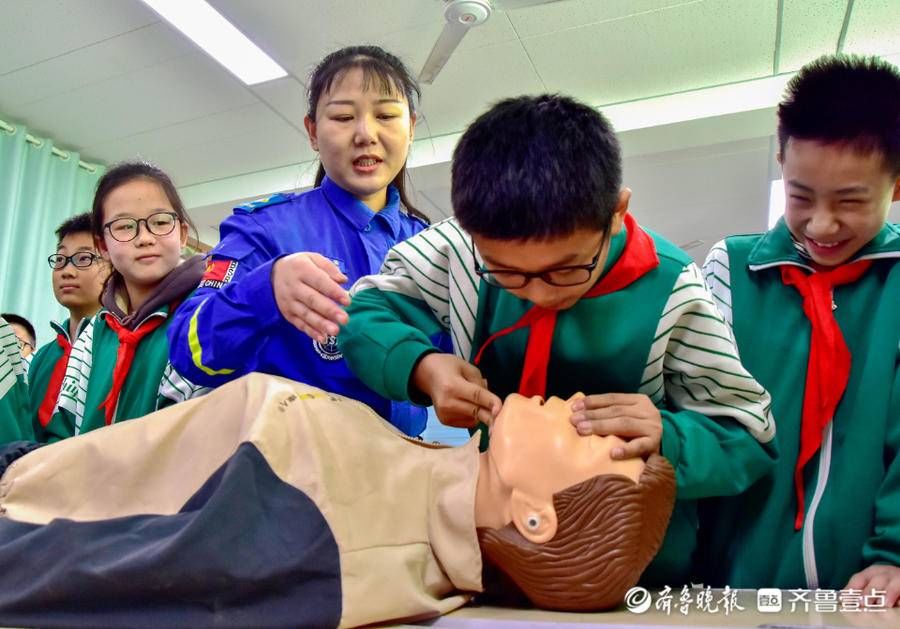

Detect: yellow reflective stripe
[188,300,235,376]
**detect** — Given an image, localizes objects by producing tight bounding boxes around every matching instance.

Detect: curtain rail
[0,118,99,174]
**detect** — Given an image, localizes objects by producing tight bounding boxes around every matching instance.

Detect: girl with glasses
[39,162,207,442]
[168,46,434,436]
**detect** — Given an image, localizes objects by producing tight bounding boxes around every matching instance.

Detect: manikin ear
[609,188,632,236]
[304,115,318,152]
[510,489,558,544]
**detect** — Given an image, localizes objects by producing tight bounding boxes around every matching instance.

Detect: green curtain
[0,118,105,346]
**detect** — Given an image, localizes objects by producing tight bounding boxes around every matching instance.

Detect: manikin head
[475,393,675,611]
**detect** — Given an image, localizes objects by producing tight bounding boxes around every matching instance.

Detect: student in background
[29,213,107,441]
[698,54,900,602]
[42,162,206,442]
[0,316,32,443]
[168,45,433,436]
[340,94,777,584]
[1,314,36,364]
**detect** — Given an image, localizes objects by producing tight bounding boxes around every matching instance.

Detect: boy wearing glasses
[340,94,777,583]
[0,314,36,363]
[28,213,107,440]
[0,317,32,443]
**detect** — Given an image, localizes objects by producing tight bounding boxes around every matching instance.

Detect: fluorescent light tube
[140,0,287,85]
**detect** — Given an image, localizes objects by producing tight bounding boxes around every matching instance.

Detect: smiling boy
[340,94,777,583]
[699,55,900,601]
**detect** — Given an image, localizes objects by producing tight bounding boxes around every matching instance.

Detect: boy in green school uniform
[698,55,900,603]
[29,213,107,441]
[340,94,778,583]
[0,317,31,443]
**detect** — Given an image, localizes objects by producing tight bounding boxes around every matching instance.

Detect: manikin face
[485,393,643,542]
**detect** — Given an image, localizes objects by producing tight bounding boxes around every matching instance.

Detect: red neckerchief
[780,259,872,530]
[37,333,72,427]
[473,213,659,397]
[98,313,165,425]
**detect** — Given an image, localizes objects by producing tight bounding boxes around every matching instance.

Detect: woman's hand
[272,252,351,342]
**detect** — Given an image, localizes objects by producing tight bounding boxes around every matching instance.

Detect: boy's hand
[412,353,502,429]
[272,252,351,343]
[570,393,662,459]
[846,565,900,607]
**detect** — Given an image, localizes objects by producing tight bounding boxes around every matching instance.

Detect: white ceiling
[1,0,899,255]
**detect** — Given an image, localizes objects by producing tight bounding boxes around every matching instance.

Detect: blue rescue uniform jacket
[168,176,431,435]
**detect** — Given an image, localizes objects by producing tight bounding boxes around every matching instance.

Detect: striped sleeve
[0,320,25,396]
[350,218,480,361]
[158,363,210,407]
[638,263,776,499]
[702,239,732,326]
[0,318,31,442]
[342,218,481,402]
[642,263,773,441]
[57,316,95,434]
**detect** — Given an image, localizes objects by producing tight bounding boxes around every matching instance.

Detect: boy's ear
[891,176,900,203]
[94,236,109,258]
[509,489,557,544]
[609,187,632,235]
[304,115,319,151]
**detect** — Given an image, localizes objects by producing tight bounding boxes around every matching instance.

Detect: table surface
[399,589,899,629]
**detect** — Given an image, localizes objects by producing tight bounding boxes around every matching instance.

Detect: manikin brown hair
[477,454,675,611]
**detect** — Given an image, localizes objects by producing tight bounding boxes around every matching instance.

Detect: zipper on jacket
[802,423,834,589]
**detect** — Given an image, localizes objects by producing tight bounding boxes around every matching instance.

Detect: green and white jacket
[0,317,32,443]
[340,216,778,584]
[698,220,900,589]
[43,258,209,442]
[42,309,208,442]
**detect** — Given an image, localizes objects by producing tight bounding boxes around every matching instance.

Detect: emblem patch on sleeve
[199,259,239,290]
[313,335,342,361]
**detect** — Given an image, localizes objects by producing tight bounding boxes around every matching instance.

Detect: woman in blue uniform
[168,46,432,435]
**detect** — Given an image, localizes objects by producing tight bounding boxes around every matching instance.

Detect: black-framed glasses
[48,252,101,270]
[472,239,606,289]
[103,211,179,243]
[15,337,33,353]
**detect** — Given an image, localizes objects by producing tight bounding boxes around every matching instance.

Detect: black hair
[306,45,428,223]
[91,161,197,293]
[55,212,93,245]
[1,313,36,346]
[452,94,622,240]
[778,54,900,174]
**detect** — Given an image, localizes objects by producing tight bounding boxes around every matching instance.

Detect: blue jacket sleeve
[168,225,284,387]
